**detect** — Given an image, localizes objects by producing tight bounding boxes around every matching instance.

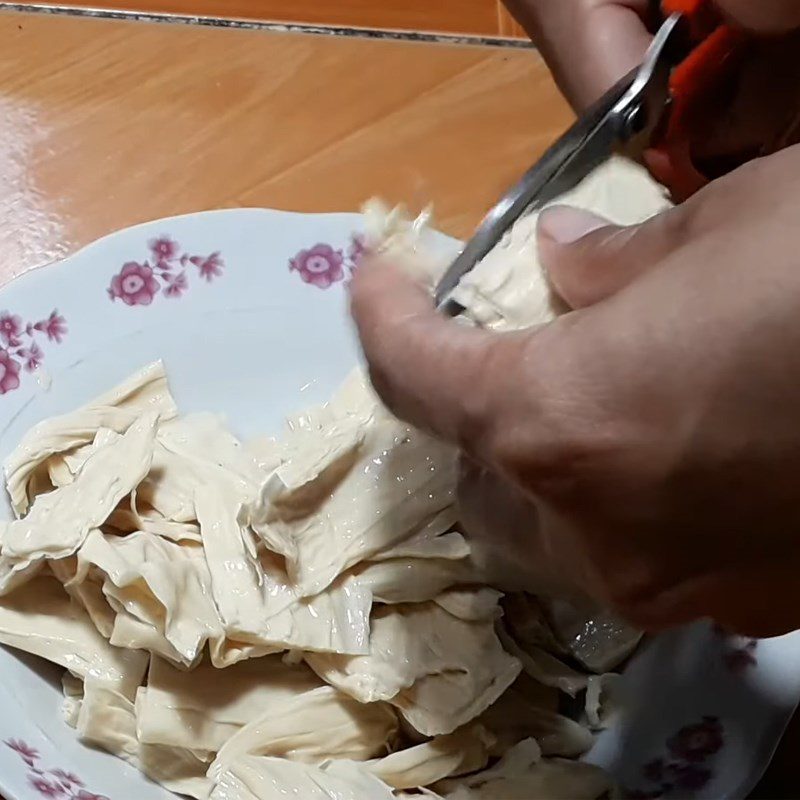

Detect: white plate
[0,209,797,800]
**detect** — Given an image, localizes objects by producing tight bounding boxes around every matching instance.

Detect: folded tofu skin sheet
[0,158,669,799]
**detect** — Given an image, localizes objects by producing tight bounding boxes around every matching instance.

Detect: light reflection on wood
[0,11,570,283]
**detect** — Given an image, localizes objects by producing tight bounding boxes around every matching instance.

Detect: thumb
[349,257,524,448]
[537,204,685,309]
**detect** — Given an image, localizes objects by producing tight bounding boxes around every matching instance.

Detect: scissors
[434,0,747,313]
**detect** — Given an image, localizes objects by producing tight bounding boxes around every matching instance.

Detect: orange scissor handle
[646,0,749,199]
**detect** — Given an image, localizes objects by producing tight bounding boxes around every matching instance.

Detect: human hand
[350,146,800,637]
[503,0,800,180]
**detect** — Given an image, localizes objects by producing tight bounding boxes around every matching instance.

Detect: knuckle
[483,345,631,494]
[488,399,626,494]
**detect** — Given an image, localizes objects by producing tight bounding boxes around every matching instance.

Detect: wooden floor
[31,0,526,37]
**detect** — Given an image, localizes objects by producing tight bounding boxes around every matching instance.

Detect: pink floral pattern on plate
[289,233,367,289]
[0,309,67,396]
[712,625,759,674]
[626,716,724,798]
[5,739,108,799]
[107,236,225,305]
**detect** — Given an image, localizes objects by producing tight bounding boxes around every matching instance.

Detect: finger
[527,2,653,110]
[572,3,653,108]
[536,204,687,308]
[349,258,524,448]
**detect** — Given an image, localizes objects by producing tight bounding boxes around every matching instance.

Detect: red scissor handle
[646,0,749,199]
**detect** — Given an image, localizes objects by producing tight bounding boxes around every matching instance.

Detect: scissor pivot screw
[622,104,647,137]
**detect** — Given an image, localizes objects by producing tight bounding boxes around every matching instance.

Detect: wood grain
[0,11,569,282]
[32,0,526,36]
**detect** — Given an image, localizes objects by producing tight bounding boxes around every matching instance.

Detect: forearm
[502,0,800,113]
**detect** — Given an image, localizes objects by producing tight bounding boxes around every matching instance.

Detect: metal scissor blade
[433,69,635,309]
[434,14,683,313]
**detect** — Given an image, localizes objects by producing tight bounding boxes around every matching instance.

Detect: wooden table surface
[0,8,564,285]
[0,8,794,798]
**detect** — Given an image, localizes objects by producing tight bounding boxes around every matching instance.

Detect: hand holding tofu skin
[0,155,670,800]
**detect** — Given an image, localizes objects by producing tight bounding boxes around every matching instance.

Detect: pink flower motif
[108,262,160,306]
[0,311,22,346]
[29,776,64,798]
[164,271,188,298]
[714,629,758,673]
[19,342,44,372]
[671,762,713,791]
[0,350,21,394]
[43,311,67,343]
[190,251,224,282]
[107,238,228,306]
[50,768,83,788]
[667,716,723,763]
[6,740,106,799]
[724,645,758,674]
[289,243,344,289]
[6,738,39,766]
[149,235,180,266]
[32,310,67,343]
